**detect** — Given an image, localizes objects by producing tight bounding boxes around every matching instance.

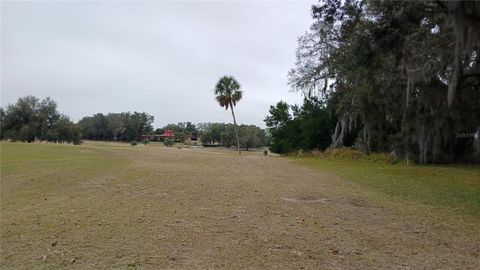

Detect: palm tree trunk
[229,101,241,154]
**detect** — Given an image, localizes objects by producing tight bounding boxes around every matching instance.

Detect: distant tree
[55,115,82,144]
[238,125,267,151]
[164,138,174,147]
[1,96,81,144]
[79,111,154,141]
[174,131,186,143]
[158,122,199,143]
[106,113,127,141]
[2,96,40,142]
[223,124,238,148]
[123,112,154,141]
[264,101,291,130]
[37,97,60,141]
[162,123,183,133]
[179,122,198,136]
[265,98,333,154]
[197,122,267,150]
[154,128,165,135]
[78,113,108,140]
[198,122,226,145]
[214,76,243,154]
[207,123,224,144]
[0,108,5,140]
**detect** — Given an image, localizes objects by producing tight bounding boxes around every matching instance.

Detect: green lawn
[0,142,127,177]
[294,157,480,216]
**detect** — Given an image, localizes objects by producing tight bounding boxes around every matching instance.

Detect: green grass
[0,142,129,206]
[294,157,480,216]
[1,142,126,174]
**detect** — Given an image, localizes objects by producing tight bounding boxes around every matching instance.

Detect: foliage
[237,125,268,151]
[198,122,267,150]
[197,122,226,145]
[130,140,138,146]
[214,75,243,154]
[143,139,149,145]
[164,138,174,147]
[78,111,153,142]
[155,122,198,143]
[286,0,480,164]
[214,76,243,110]
[0,96,81,144]
[265,97,334,154]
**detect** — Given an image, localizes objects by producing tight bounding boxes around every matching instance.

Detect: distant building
[185,134,198,142]
[161,130,175,139]
[141,130,175,142]
[141,130,201,145]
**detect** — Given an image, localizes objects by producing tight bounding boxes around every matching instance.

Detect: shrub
[365,153,397,164]
[164,138,174,147]
[143,139,150,146]
[131,140,138,146]
[73,140,83,145]
[202,144,219,147]
[324,148,363,160]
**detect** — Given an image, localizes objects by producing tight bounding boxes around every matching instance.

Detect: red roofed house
[141,130,175,142]
[160,130,175,140]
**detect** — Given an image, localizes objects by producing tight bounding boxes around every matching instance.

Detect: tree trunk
[229,101,241,155]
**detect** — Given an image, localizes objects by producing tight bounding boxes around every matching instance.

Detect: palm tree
[214,76,243,154]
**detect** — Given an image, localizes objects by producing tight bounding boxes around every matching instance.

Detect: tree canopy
[197,122,267,150]
[214,76,243,154]
[279,0,480,163]
[265,98,333,154]
[1,96,81,144]
[78,112,154,141]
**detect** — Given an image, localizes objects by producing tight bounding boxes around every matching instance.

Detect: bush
[164,138,174,147]
[73,140,83,145]
[323,148,397,164]
[143,139,150,146]
[365,153,398,164]
[131,141,138,146]
[202,144,219,147]
[324,148,363,160]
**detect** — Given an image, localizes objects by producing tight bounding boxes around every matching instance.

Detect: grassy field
[1,142,479,269]
[295,157,480,217]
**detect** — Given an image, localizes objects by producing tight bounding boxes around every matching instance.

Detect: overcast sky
[1,0,314,128]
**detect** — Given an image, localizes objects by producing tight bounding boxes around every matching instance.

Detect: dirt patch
[282,196,328,203]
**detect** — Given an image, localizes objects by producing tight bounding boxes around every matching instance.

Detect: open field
[1,142,479,269]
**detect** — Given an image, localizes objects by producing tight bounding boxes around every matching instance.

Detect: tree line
[265,97,333,154]
[197,122,268,151]
[153,122,198,143]
[0,96,155,144]
[1,96,268,150]
[78,112,154,141]
[266,0,480,163]
[150,121,268,150]
[0,96,81,144]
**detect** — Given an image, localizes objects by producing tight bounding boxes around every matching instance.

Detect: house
[160,130,175,140]
[185,133,200,145]
[141,130,175,142]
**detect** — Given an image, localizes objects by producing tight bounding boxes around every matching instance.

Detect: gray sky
[1,0,313,128]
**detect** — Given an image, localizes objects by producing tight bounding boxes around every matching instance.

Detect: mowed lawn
[1,142,479,269]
